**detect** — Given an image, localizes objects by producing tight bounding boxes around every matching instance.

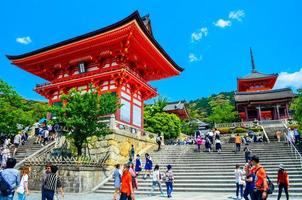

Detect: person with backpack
[0,158,20,200]
[244,147,252,163]
[250,155,269,200]
[277,164,289,200]
[16,166,31,200]
[156,134,162,151]
[205,136,212,153]
[164,164,174,198]
[150,164,164,197]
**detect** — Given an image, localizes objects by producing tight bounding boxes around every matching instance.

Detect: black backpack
[0,172,14,196]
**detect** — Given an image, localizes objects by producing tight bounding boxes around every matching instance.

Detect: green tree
[0,79,37,136]
[144,98,182,139]
[50,88,119,156]
[206,94,239,123]
[291,89,302,128]
[181,120,199,136]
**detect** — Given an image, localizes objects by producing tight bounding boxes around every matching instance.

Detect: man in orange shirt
[235,134,242,153]
[251,155,268,200]
[120,164,134,200]
[277,164,289,200]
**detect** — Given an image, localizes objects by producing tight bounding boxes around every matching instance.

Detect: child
[144,153,153,179]
[135,154,142,175]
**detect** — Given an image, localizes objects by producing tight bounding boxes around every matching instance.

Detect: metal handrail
[15,140,56,169]
[281,121,302,169]
[259,125,270,143]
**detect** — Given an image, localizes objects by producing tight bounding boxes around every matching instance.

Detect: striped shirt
[43,174,62,191]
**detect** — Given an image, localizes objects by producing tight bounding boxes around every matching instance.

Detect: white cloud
[191,27,208,42]
[229,10,245,21]
[274,68,302,89]
[16,36,32,45]
[214,19,231,28]
[189,53,202,62]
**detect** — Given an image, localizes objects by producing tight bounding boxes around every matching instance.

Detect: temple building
[163,101,190,120]
[234,49,295,121]
[6,11,183,129]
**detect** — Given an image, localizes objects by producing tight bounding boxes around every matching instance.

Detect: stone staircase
[95,142,302,197]
[13,137,46,164]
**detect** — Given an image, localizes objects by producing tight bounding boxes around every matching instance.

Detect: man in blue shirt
[0,158,20,200]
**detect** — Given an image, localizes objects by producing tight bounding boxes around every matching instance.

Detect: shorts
[14,143,19,148]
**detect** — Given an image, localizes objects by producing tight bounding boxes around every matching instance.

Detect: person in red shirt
[120,164,134,200]
[277,164,289,200]
[250,155,268,200]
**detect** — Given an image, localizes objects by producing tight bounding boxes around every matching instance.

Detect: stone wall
[87,129,157,169]
[27,129,156,192]
[28,165,110,192]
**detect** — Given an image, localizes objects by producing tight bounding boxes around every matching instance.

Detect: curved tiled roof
[6,11,183,72]
[238,71,278,80]
[234,88,295,102]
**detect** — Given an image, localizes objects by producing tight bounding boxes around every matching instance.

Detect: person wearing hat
[277,164,289,200]
[250,155,268,200]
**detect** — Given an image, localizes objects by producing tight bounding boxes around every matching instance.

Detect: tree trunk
[75,142,82,156]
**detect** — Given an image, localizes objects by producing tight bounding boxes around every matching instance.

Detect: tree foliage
[206,94,239,123]
[50,88,119,156]
[0,79,47,136]
[291,89,302,128]
[144,97,182,139]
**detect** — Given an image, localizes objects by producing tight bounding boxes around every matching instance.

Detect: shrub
[218,127,231,134]
[234,127,246,133]
[288,124,299,129]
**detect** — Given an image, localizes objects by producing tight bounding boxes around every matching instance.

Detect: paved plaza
[27,192,297,200]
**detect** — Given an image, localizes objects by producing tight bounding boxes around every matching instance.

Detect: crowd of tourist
[233,154,290,200]
[0,157,64,200]
[0,128,29,169]
[112,144,174,200]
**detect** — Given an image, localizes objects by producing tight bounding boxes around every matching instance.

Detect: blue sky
[1,0,302,102]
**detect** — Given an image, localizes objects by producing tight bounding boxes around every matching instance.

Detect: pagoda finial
[250,47,256,73]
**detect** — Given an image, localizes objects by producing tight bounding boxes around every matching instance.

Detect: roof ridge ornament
[250,47,256,73]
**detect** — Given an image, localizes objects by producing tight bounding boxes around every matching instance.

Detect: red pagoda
[6,11,183,129]
[235,49,294,121]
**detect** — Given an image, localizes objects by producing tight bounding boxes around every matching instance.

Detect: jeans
[243,187,253,200]
[151,181,163,194]
[236,183,243,198]
[0,194,14,200]
[42,189,55,200]
[197,144,201,151]
[18,192,26,200]
[277,183,289,200]
[166,182,173,197]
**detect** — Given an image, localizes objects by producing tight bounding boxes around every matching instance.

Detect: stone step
[97,183,301,194]
[107,178,302,184]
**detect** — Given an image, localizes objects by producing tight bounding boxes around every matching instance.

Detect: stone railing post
[109,114,116,129]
